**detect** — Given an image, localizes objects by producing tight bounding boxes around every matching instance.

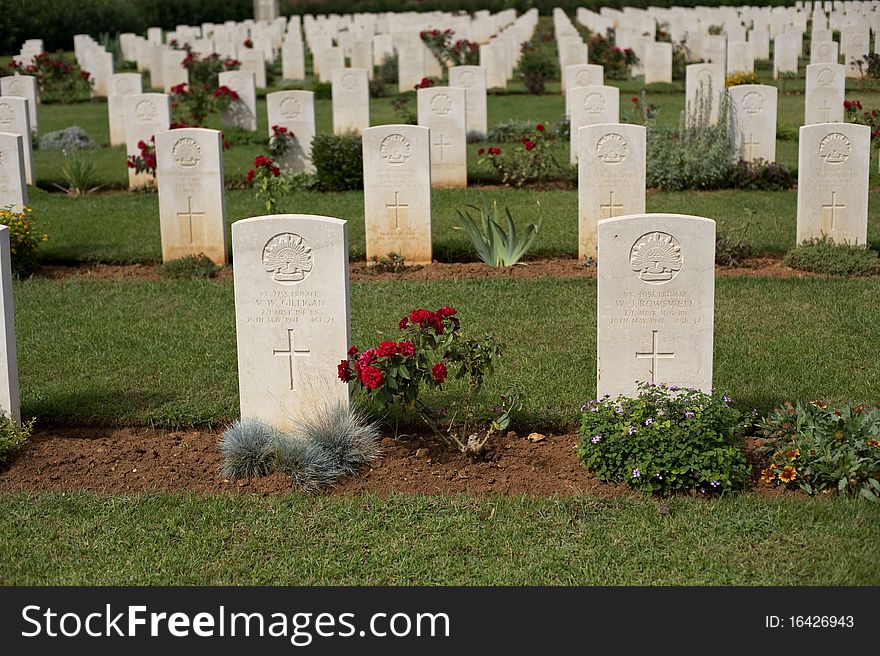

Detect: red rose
[347,345,359,357]
[137,140,147,150]
[377,340,398,357]
[436,305,456,318]
[488,146,501,155]
[431,362,447,384]
[398,341,415,357]
[409,308,433,326]
[631,96,638,103]
[478,148,485,155]
[523,139,535,151]
[360,365,384,389]
[430,316,444,334]
[358,348,378,367]
[399,317,409,330]
[246,169,255,182]
[337,360,351,382]
[536,123,545,131]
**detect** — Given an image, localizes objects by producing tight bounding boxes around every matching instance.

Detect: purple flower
[580,403,587,412]
[591,435,602,444]
[644,418,653,426]
[615,406,624,414]
[655,472,663,480]
[632,469,641,478]
[627,426,637,435]
[699,487,707,494]
[710,480,720,488]
[723,395,731,405]
[669,385,679,391]
[684,410,695,418]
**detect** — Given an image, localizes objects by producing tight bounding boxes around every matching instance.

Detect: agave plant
[456,200,542,267]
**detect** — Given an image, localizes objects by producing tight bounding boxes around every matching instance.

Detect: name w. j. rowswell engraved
[263,233,313,284]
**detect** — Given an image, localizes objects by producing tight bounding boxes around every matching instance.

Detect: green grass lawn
[1,492,878,585]
[13,275,880,429]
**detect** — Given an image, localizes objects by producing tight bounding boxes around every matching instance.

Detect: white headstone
[316,46,344,83]
[282,39,306,80]
[0,225,20,426]
[685,63,725,127]
[107,73,143,146]
[578,124,646,260]
[564,64,603,116]
[448,65,488,139]
[162,49,188,93]
[0,76,38,134]
[362,125,432,265]
[728,84,778,162]
[569,85,620,164]
[124,93,171,189]
[796,123,870,245]
[0,133,28,211]
[0,98,33,185]
[597,213,715,399]
[810,39,839,64]
[774,35,800,78]
[156,127,227,265]
[240,49,267,88]
[218,71,258,132]
[417,86,467,189]
[480,43,508,89]
[267,90,315,174]
[726,40,755,74]
[644,42,673,84]
[805,63,845,124]
[331,68,370,135]
[232,214,351,431]
[397,42,427,91]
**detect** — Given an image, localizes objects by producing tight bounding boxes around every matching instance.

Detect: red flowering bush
[844,99,880,143]
[8,52,91,103]
[268,124,295,158]
[477,123,561,187]
[247,155,291,213]
[414,76,436,90]
[339,306,505,452]
[127,137,157,176]
[588,29,638,80]
[420,29,479,67]
[170,81,238,125]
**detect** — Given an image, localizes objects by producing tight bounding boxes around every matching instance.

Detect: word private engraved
[380,133,411,165]
[263,233,313,284]
[630,232,682,284]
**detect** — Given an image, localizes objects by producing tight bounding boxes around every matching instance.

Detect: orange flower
[784,449,799,460]
[760,468,776,484]
[834,431,844,441]
[778,466,797,483]
[868,439,880,447]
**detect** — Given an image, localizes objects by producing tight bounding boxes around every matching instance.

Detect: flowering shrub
[8,52,91,103]
[170,81,238,125]
[420,29,479,67]
[477,123,560,187]
[518,41,556,94]
[0,205,48,276]
[725,71,761,87]
[577,383,749,495]
[268,125,295,158]
[247,155,291,213]
[623,93,658,126]
[588,29,638,80]
[844,99,880,144]
[339,306,505,453]
[759,400,880,501]
[182,50,240,87]
[127,137,156,176]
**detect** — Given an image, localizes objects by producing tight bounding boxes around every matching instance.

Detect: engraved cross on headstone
[819,97,832,122]
[743,133,760,159]
[635,330,675,384]
[599,190,624,218]
[386,191,408,230]
[273,328,311,391]
[821,190,846,232]
[176,196,206,244]
[433,132,451,161]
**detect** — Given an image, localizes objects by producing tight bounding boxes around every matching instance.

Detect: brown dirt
[32,255,871,283]
[0,425,790,498]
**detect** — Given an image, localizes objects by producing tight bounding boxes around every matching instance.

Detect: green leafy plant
[725,71,761,87]
[854,52,880,79]
[715,221,753,267]
[518,40,556,94]
[9,52,91,103]
[456,200,542,266]
[588,29,638,80]
[368,252,408,273]
[783,237,880,276]
[0,205,48,276]
[55,149,100,197]
[159,254,220,279]
[268,124,295,159]
[487,119,548,143]
[310,132,363,191]
[477,122,560,187]
[170,81,238,125]
[390,94,417,124]
[0,415,34,465]
[247,155,289,213]
[339,305,505,454]
[577,383,750,495]
[724,159,796,191]
[759,400,880,501]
